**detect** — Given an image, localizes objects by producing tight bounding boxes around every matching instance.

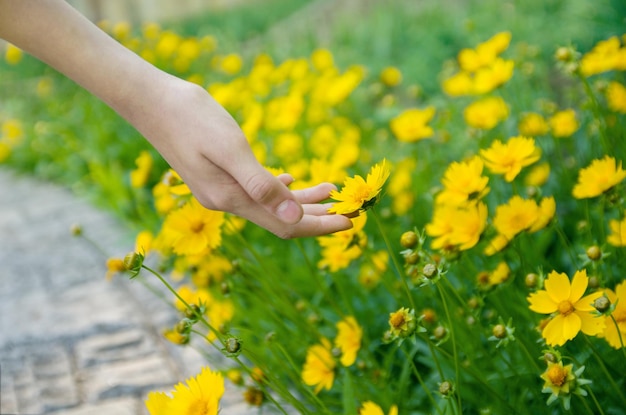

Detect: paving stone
[60,397,139,415]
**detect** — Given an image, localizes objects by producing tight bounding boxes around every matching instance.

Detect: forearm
[0,0,174,131]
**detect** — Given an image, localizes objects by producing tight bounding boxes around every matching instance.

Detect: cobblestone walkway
[0,169,257,415]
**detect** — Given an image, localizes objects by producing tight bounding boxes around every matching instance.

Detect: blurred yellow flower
[524,162,551,187]
[548,109,579,138]
[156,30,181,60]
[481,136,541,182]
[0,142,10,163]
[436,156,490,206]
[529,196,556,233]
[458,32,512,72]
[159,198,225,256]
[446,202,488,250]
[317,214,367,272]
[4,43,23,65]
[442,71,473,96]
[598,281,626,348]
[264,93,305,131]
[572,156,626,199]
[145,367,224,415]
[105,257,125,280]
[130,150,153,188]
[2,119,24,143]
[606,81,626,113]
[359,401,399,415]
[607,217,626,247]
[580,36,625,76]
[380,66,403,87]
[518,112,549,136]
[335,316,363,367]
[134,230,154,255]
[390,107,436,142]
[328,159,390,215]
[493,196,539,239]
[484,233,510,256]
[302,338,336,394]
[219,53,243,75]
[472,58,514,94]
[488,261,510,286]
[528,269,604,346]
[311,48,335,72]
[463,96,509,130]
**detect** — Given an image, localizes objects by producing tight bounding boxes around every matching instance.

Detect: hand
[138,79,353,238]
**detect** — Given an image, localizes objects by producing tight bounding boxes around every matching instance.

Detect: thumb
[235,164,304,224]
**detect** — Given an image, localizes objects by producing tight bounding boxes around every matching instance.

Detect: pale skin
[0,0,353,238]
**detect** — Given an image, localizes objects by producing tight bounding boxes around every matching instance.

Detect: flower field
[1,0,625,414]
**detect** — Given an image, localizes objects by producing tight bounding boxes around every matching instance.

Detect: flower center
[558,300,574,316]
[547,365,568,387]
[190,220,205,233]
[186,399,210,415]
[354,184,373,203]
[389,312,406,329]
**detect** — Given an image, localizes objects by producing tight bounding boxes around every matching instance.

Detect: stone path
[0,169,260,414]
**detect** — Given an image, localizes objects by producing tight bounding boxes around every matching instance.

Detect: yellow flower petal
[544,271,571,303]
[561,313,582,343]
[542,314,568,346]
[528,290,557,314]
[578,308,605,336]
[569,269,588,302]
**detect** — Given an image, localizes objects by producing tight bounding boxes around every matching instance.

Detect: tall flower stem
[583,336,626,406]
[436,281,462,413]
[371,207,416,310]
[610,314,626,362]
[401,346,443,415]
[142,264,223,343]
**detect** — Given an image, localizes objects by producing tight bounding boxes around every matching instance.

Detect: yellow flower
[4,43,23,65]
[472,58,515,94]
[335,316,363,366]
[442,71,473,96]
[328,159,390,215]
[492,196,539,239]
[130,150,153,188]
[144,367,225,415]
[548,109,579,138]
[390,107,436,142]
[488,261,511,286]
[219,53,243,75]
[159,198,225,256]
[529,196,556,233]
[317,214,367,271]
[607,217,626,247]
[580,36,624,76]
[302,338,336,394]
[524,162,551,187]
[359,401,399,415]
[436,156,490,206]
[572,156,626,199]
[599,281,626,348]
[484,233,510,256]
[447,202,488,250]
[389,307,416,338]
[540,361,576,397]
[606,81,626,113]
[518,112,549,136]
[528,269,605,346]
[380,66,403,87]
[105,257,125,280]
[480,136,541,182]
[463,96,509,130]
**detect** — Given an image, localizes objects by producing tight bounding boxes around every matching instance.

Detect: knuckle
[245,173,277,204]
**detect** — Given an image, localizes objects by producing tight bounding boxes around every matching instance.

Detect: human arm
[0,0,352,238]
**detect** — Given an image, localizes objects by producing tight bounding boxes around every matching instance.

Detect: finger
[303,203,334,216]
[293,182,337,204]
[232,162,304,225]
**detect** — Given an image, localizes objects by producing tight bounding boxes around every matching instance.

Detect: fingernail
[276,200,302,224]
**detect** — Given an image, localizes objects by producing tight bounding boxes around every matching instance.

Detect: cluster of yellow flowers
[6,22,625,413]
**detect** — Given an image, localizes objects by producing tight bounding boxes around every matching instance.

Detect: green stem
[436,282,462,413]
[610,314,626,362]
[142,265,223,343]
[401,346,444,415]
[371,208,416,310]
[583,336,626,407]
[584,386,606,415]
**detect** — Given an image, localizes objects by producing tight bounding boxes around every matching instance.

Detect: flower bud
[123,251,144,277]
[400,231,418,249]
[404,251,420,265]
[70,223,83,236]
[492,324,507,339]
[439,380,453,396]
[422,263,438,279]
[525,273,538,288]
[586,245,602,261]
[593,296,610,314]
[433,325,447,340]
[224,336,242,356]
